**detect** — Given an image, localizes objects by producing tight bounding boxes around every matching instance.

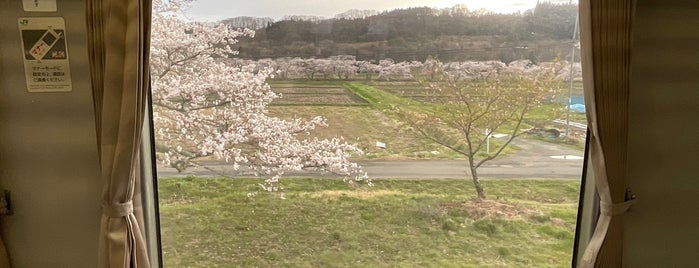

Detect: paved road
[156,139,584,180]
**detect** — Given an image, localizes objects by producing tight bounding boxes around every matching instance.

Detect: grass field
[267,82,526,159]
[267,79,585,158]
[268,106,466,159]
[157,79,586,267]
[159,177,581,267]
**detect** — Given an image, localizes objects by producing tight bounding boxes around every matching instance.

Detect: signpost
[486,128,508,154]
[486,128,490,153]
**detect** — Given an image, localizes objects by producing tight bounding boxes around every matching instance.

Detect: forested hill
[225,3,577,63]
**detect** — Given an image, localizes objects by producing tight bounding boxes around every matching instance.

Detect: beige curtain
[86,0,152,267]
[578,0,636,267]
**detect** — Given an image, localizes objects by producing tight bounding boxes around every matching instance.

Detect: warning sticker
[18,17,72,92]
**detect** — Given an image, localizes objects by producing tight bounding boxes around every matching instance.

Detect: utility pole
[566,9,580,137]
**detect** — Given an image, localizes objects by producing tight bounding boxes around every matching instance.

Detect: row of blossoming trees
[223,56,582,82]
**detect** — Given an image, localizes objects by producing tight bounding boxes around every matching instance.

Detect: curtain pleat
[0,241,8,268]
[0,193,9,266]
[578,0,636,267]
[0,43,7,268]
[86,0,104,154]
[86,0,152,267]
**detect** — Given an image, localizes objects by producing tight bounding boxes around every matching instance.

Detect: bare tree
[399,70,561,200]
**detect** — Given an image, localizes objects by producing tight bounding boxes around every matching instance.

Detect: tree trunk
[470,168,486,200]
[468,158,486,200]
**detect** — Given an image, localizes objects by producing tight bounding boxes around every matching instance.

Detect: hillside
[221,2,578,63]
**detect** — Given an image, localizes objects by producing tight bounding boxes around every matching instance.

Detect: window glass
[151,0,585,266]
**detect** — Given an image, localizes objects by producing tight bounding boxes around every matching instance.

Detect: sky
[183,0,573,21]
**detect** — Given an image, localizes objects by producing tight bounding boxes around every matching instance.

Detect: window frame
[138,3,597,266]
[141,81,164,268]
[572,130,598,267]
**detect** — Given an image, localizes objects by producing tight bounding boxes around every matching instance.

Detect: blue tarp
[568,103,586,113]
[561,95,585,113]
[570,95,585,105]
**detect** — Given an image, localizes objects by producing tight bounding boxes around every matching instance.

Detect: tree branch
[475,103,530,168]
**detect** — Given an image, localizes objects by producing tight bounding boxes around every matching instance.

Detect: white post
[486,128,490,154]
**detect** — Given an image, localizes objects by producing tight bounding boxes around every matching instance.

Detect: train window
[147,0,589,266]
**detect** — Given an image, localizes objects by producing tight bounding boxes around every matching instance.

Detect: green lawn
[159,178,580,267]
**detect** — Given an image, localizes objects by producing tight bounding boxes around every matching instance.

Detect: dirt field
[270,84,368,105]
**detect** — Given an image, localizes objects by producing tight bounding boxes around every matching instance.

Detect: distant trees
[378,59,413,81]
[334,9,380,20]
[525,2,578,39]
[231,3,578,62]
[356,60,381,81]
[422,56,445,81]
[221,56,580,83]
[219,16,273,30]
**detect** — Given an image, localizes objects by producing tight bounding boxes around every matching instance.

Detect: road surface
[156,138,584,180]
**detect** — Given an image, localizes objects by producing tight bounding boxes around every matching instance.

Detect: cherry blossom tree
[150,0,369,189]
[378,59,413,81]
[356,60,381,81]
[421,56,444,81]
[443,60,505,80]
[327,55,359,80]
